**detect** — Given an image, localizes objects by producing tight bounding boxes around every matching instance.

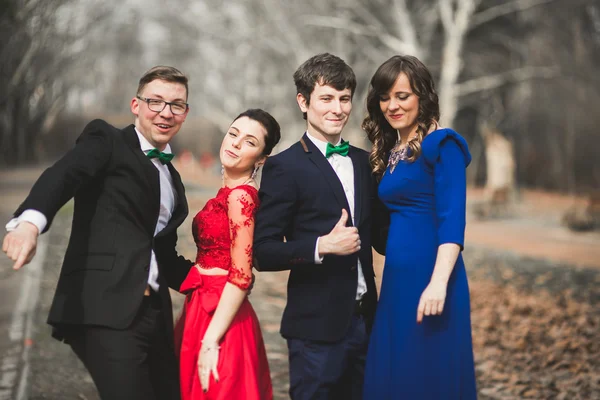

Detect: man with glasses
[2,66,194,399]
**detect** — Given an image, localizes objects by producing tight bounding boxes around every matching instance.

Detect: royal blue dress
[363,129,477,399]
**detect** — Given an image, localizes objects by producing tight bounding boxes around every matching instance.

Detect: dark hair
[293,53,357,120]
[232,109,281,155]
[363,55,440,179]
[137,66,189,100]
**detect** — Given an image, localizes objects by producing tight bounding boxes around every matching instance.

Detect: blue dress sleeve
[422,129,471,250]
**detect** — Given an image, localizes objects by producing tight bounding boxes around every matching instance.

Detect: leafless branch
[470,0,557,30]
[392,0,421,55]
[305,15,420,55]
[455,66,560,96]
[439,0,455,33]
[261,0,312,65]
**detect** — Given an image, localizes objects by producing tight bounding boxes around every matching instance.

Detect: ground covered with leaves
[467,249,599,399]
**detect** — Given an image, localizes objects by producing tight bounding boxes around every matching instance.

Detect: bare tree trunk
[481,124,516,215]
[565,17,585,194]
[438,0,478,127]
[14,97,26,163]
[438,0,558,127]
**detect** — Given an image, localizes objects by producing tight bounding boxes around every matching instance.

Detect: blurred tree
[306,0,560,126]
[467,0,600,191]
[4,0,599,192]
[306,0,599,191]
[0,0,110,165]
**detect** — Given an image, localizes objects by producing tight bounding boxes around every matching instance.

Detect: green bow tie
[146,148,174,164]
[325,141,350,158]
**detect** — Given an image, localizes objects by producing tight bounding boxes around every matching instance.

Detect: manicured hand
[318,209,361,256]
[2,222,39,270]
[417,280,447,324]
[198,341,220,392]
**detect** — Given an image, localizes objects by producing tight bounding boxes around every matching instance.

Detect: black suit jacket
[14,119,193,344]
[254,134,385,343]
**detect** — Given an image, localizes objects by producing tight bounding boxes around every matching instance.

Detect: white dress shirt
[135,128,177,291]
[6,127,177,292]
[306,132,367,300]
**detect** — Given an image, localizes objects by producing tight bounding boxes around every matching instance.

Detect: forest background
[1,0,599,195]
[1,1,599,399]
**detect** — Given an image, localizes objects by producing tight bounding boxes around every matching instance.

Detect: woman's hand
[416,280,447,324]
[197,340,220,392]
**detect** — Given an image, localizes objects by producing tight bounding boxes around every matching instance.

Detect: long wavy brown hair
[363,55,440,179]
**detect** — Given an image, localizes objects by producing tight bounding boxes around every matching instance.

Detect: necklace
[388,144,410,173]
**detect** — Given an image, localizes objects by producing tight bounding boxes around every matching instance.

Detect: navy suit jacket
[14,120,193,346]
[254,134,386,342]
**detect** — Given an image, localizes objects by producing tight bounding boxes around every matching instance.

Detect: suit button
[350,266,357,271]
[144,266,150,271]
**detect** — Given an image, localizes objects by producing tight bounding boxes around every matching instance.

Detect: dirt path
[466,218,600,269]
[465,188,600,269]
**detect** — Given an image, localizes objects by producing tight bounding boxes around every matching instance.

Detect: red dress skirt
[175,268,273,400]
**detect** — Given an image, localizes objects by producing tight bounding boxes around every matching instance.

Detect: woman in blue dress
[362,55,477,399]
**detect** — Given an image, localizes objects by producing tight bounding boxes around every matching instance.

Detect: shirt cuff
[314,237,324,264]
[6,210,47,235]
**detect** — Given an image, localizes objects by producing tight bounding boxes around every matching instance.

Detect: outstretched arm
[3,120,113,269]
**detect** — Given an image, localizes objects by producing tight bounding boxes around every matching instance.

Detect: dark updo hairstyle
[231,108,281,155]
[363,55,440,179]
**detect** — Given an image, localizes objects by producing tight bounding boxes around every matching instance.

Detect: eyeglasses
[136,96,188,115]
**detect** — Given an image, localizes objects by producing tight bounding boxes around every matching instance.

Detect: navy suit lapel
[300,134,352,222]
[348,146,363,226]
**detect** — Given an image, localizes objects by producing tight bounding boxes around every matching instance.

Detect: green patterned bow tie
[146,148,174,164]
[325,141,349,158]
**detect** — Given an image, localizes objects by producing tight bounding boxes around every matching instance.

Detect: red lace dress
[174,185,272,400]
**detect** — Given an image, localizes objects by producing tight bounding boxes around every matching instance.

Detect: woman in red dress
[175,109,280,400]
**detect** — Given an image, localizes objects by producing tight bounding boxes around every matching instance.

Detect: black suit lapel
[161,163,188,235]
[122,124,163,237]
[122,125,161,202]
[122,125,188,238]
[348,147,363,226]
[300,135,352,222]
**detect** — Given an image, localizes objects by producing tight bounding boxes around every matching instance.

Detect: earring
[251,166,259,180]
[220,165,224,176]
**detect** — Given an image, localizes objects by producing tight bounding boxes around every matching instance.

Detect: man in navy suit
[2,66,194,399]
[254,53,383,400]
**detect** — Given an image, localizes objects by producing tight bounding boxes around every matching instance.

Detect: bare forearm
[417,243,461,323]
[202,282,247,343]
[430,243,461,284]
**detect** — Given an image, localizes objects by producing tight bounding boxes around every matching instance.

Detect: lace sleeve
[226,187,258,290]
